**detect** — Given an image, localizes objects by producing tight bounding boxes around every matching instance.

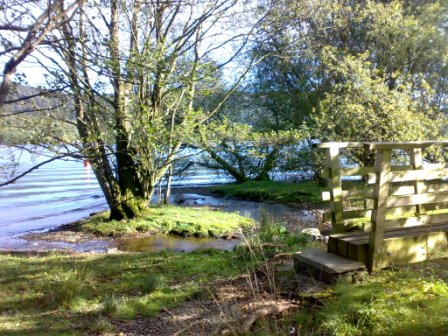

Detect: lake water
[0,146,319,252]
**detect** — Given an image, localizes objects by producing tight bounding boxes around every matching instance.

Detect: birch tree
[46,0,256,219]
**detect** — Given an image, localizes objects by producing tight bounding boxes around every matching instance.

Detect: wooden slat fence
[316,141,448,271]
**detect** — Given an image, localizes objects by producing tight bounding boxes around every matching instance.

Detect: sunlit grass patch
[294,262,448,336]
[0,249,258,335]
[80,205,254,237]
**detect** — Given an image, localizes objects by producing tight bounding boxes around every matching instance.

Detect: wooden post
[409,147,425,215]
[368,149,392,272]
[326,147,344,233]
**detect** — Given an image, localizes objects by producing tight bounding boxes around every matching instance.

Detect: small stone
[301,228,322,240]
[106,247,118,254]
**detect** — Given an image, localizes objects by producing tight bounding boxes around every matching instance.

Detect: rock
[106,247,118,254]
[301,228,322,241]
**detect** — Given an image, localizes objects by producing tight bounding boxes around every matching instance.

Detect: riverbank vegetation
[212,180,326,205]
[1,236,448,335]
[2,0,447,221]
[0,215,313,335]
[79,206,254,238]
[1,1,448,335]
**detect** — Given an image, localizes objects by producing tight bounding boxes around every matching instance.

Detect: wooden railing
[317,141,448,271]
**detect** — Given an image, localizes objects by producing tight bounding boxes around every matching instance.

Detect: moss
[80,206,254,237]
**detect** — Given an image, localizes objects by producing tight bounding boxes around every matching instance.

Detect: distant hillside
[3,84,74,115]
[0,84,77,145]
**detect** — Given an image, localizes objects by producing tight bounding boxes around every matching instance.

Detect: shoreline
[3,185,326,253]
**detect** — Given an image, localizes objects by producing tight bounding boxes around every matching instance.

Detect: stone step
[294,249,367,284]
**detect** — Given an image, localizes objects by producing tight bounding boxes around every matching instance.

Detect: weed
[311,267,448,335]
[139,274,163,294]
[102,294,120,317]
[44,266,90,308]
[236,210,312,261]
[90,317,115,333]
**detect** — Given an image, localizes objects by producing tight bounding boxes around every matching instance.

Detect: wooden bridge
[297,141,448,276]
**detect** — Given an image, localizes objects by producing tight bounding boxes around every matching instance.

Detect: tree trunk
[164,165,173,204]
[256,147,279,181]
[61,6,143,221]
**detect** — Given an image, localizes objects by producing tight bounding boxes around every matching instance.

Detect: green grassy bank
[211,180,327,204]
[2,194,447,335]
[0,215,310,336]
[79,206,254,237]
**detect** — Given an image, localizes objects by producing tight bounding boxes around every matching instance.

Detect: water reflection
[116,236,240,253]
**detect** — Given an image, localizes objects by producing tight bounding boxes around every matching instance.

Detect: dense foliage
[1,0,447,213]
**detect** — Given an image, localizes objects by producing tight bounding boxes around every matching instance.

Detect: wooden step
[329,224,448,268]
[294,249,367,284]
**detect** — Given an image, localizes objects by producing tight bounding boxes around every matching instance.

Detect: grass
[235,209,314,260]
[211,180,327,204]
[0,249,259,335]
[289,261,448,336]
[80,205,255,237]
[0,211,315,336]
[2,208,448,335]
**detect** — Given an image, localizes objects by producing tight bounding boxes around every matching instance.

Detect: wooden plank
[348,243,359,262]
[322,191,331,201]
[294,249,366,274]
[314,142,365,149]
[341,167,374,176]
[343,209,372,220]
[328,236,338,254]
[383,214,448,229]
[323,166,411,180]
[337,239,348,258]
[389,184,416,196]
[425,202,448,211]
[341,223,448,245]
[410,147,424,214]
[326,147,344,233]
[361,214,448,231]
[342,188,374,199]
[387,192,448,208]
[377,232,448,268]
[365,141,448,151]
[367,169,448,184]
[386,205,417,217]
[426,182,448,193]
[391,168,448,183]
[343,231,448,268]
[368,149,392,272]
[339,206,433,228]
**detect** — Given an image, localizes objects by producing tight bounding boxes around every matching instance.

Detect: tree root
[222,300,299,335]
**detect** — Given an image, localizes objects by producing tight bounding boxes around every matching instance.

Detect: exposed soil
[22,226,107,243]
[110,254,329,336]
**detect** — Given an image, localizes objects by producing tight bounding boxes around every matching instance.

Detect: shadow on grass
[0,249,257,335]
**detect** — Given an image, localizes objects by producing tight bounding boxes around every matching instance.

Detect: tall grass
[44,265,90,308]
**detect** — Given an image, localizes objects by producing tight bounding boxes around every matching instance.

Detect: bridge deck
[328,224,448,269]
